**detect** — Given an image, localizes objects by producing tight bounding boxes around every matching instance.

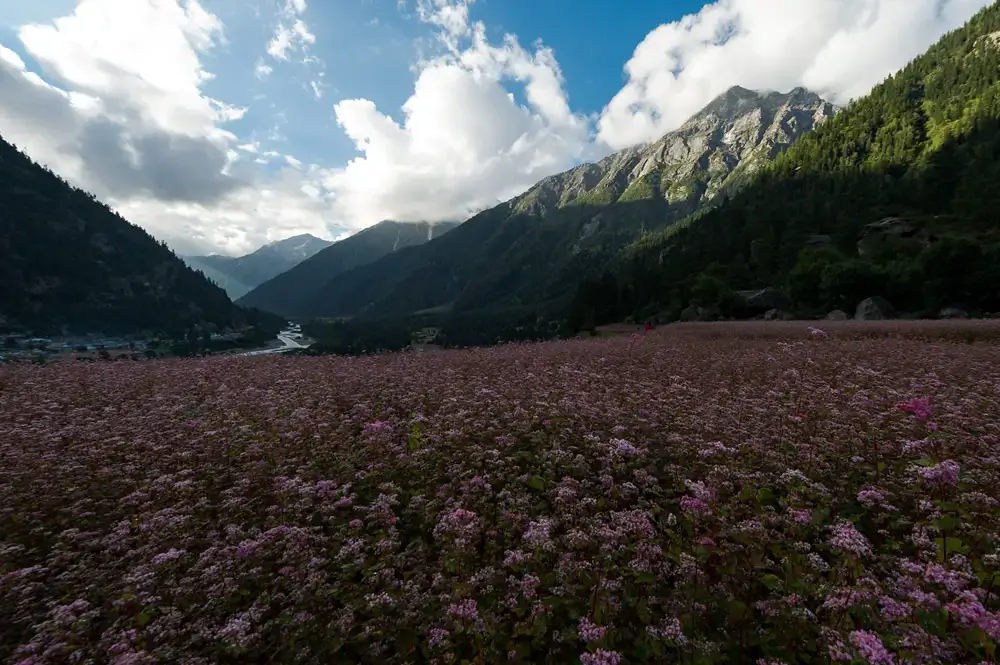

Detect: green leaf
[727,600,748,620]
[933,515,961,531]
[761,574,783,590]
[935,537,967,560]
[528,476,546,491]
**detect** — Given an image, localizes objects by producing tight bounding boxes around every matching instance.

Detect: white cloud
[266,19,315,61]
[0,0,343,256]
[265,0,316,62]
[597,0,992,149]
[254,59,273,79]
[1,0,994,258]
[325,0,592,226]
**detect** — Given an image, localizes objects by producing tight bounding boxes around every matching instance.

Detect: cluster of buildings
[1,334,150,362]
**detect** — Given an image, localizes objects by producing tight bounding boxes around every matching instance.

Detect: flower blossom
[915,460,960,486]
[896,397,932,420]
[828,521,873,558]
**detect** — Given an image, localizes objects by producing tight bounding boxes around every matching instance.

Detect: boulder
[826,309,848,320]
[863,217,917,238]
[855,296,895,320]
[939,307,969,319]
[737,287,789,312]
[680,305,721,322]
[804,234,833,247]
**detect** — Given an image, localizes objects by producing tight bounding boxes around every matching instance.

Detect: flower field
[3,321,1000,664]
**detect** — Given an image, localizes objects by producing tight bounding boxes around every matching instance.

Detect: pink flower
[578,617,607,642]
[916,460,959,486]
[828,521,872,558]
[150,548,185,565]
[896,397,932,421]
[680,495,712,516]
[849,630,894,664]
[428,627,450,647]
[580,649,622,665]
[788,508,812,524]
[447,598,479,621]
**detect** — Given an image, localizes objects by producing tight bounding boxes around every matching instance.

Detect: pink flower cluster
[1,322,999,663]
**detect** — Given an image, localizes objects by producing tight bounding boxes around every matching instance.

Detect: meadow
[2,320,1000,664]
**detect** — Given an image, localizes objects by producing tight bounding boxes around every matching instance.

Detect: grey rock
[680,305,722,322]
[825,309,849,320]
[939,307,969,319]
[855,296,895,320]
[738,287,789,312]
[863,217,918,238]
[512,86,838,213]
[804,234,833,247]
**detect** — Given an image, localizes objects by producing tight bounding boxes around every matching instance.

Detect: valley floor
[2,321,1000,663]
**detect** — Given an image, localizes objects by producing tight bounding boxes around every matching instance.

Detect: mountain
[236,220,460,318]
[0,135,262,335]
[274,86,835,320]
[513,86,837,213]
[570,3,1000,325]
[181,256,254,301]
[184,233,334,300]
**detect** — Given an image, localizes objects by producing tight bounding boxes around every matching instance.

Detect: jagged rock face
[513,86,838,215]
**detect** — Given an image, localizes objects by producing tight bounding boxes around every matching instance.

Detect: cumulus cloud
[1,0,994,256]
[0,0,341,256]
[598,0,991,149]
[325,0,592,226]
[0,0,247,209]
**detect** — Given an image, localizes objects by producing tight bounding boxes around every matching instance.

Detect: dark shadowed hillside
[236,220,459,318]
[0,134,261,335]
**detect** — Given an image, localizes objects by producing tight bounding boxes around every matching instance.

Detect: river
[241,327,310,357]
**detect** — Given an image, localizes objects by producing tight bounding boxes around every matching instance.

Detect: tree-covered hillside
[257,86,831,321]
[237,221,460,319]
[0,135,265,335]
[570,4,1000,327]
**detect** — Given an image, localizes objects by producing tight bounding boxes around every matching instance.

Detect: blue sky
[188,0,707,172]
[0,0,991,255]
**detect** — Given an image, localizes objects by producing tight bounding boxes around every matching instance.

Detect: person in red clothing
[644,322,653,333]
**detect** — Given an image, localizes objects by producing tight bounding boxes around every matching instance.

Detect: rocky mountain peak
[512,85,837,216]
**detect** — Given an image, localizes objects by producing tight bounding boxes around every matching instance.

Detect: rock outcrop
[939,307,969,319]
[512,86,838,214]
[855,297,895,320]
[737,287,790,312]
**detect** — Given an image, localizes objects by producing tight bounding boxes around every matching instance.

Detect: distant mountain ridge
[250,85,835,320]
[236,220,460,318]
[184,233,334,300]
[0,134,260,335]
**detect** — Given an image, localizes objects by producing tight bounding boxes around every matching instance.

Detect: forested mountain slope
[237,221,459,318]
[286,87,834,320]
[570,4,1000,326]
[0,135,259,335]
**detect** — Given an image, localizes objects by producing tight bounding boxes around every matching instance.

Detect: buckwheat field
[3,321,1000,664]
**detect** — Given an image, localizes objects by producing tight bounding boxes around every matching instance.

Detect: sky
[0,0,992,256]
